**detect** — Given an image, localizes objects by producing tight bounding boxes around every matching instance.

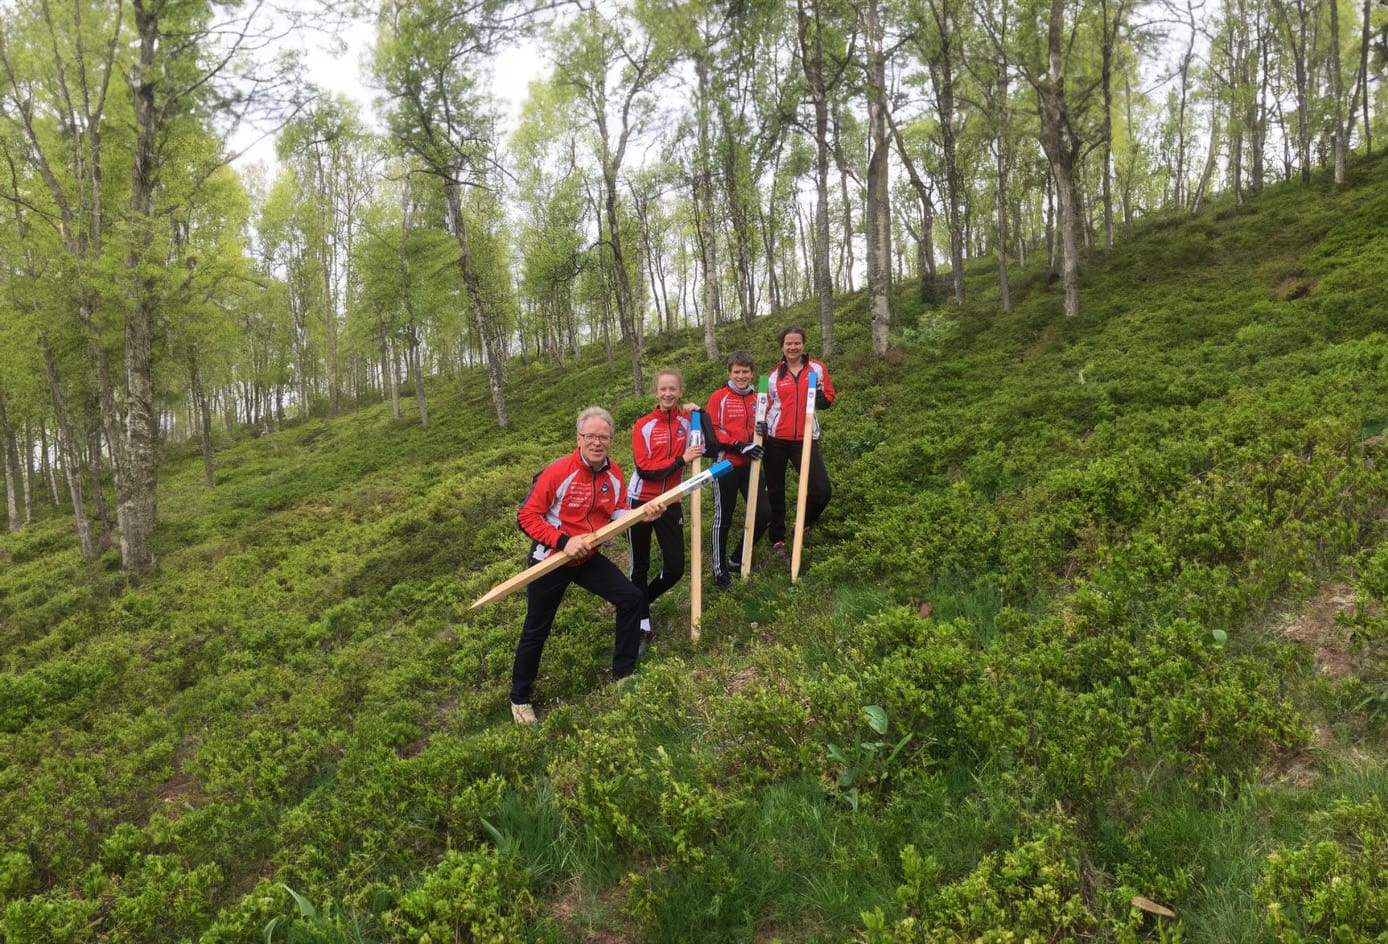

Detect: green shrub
[384,848,552,943]
[861,818,1104,942]
[1257,796,1388,941]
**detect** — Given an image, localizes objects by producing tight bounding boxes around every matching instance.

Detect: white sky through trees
[233,7,545,173]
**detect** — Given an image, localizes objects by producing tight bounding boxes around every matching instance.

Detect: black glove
[739,442,764,462]
[755,420,768,438]
[815,389,831,410]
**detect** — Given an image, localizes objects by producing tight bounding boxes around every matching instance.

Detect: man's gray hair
[576,406,615,434]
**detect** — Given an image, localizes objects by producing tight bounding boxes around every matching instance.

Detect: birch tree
[550,1,670,395]
[373,0,516,427]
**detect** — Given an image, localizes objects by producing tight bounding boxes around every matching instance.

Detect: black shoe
[638,631,653,657]
[715,573,732,591]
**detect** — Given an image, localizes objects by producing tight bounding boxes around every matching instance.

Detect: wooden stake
[470,460,734,610]
[689,410,703,641]
[790,371,818,582]
[740,374,769,580]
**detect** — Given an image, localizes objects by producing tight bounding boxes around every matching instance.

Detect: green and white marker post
[740,374,769,580]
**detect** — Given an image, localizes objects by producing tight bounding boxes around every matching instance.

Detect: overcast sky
[233,12,544,174]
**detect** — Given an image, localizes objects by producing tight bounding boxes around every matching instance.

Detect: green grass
[2,154,1388,941]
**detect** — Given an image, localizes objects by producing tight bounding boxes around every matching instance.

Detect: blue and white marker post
[689,409,704,641]
[790,372,818,583]
[470,460,735,610]
[740,374,770,580]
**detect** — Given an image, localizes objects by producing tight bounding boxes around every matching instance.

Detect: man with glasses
[510,407,661,725]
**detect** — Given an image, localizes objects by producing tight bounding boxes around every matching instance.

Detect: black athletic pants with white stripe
[711,464,769,579]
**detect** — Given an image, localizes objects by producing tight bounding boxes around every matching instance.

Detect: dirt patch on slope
[1280,582,1363,679]
[550,876,638,943]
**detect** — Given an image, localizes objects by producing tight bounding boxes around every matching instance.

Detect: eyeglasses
[579,433,613,443]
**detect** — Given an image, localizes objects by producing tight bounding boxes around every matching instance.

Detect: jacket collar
[573,448,611,473]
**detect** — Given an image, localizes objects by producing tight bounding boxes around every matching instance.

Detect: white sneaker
[510,703,538,725]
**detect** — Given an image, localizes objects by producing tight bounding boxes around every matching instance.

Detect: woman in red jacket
[761,326,835,557]
[627,369,704,648]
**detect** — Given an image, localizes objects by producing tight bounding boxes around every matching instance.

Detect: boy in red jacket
[705,351,770,589]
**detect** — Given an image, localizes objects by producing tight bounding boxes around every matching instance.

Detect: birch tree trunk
[694,54,722,361]
[888,110,939,303]
[443,180,508,428]
[40,335,95,558]
[0,390,20,532]
[864,0,893,355]
[1036,0,1083,318]
[121,0,164,577]
[397,182,428,428]
[797,0,836,355]
[1329,0,1345,184]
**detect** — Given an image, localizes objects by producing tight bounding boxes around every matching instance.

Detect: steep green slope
[2,155,1386,943]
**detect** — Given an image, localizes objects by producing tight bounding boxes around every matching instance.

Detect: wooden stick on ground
[790,371,818,583]
[469,459,734,610]
[740,374,769,581]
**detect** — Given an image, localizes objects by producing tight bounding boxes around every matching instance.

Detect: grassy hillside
[3,154,1387,943]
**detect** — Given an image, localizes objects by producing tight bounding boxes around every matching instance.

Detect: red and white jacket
[706,382,759,468]
[764,359,835,441]
[627,406,693,504]
[517,450,626,566]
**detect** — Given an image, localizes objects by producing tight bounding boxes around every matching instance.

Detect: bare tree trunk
[694,55,722,361]
[1036,0,1083,318]
[597,170,643,395]
[40,423,59,507]
[1190,114,1221,212]
[1173,5,1196,208]
[40,335,95,558]
[1360,0,1372,155]
[919,0,966,302]
[798,0,835,355]
[721,120,757,326]
[1275,0,1313,182]
[86,417,110,531]
[443,179,508,427]
[1252,23,1269,191]
[1329,0,1345,184]
[1099,0,1121,248]
[888,110,938,303]
[758,191,784,313]
[121,0,163,578]
[864,0,893,355]
[20,421,33,524]
[408,328,428,428]
[833,118,855,294]
[381,337,401,419]
[0,390,20,531]
[398,183,428,428]
[189,355,214,486]
[314,150,340,419]
[993,33,1013,312]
